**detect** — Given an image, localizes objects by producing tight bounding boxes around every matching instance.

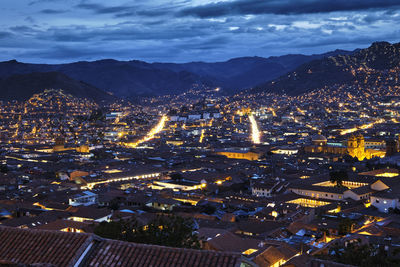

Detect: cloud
[74,2,177,18]
[40,9,68,14]
[1,0,400,63]
[0,32,12,39]
[29,0,69,6]
[76,3,133,15]
[179,0,400,18]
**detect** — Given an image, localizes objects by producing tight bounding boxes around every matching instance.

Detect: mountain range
[0,49,354,101]
[253,41,400,96]
[1,41,399,102]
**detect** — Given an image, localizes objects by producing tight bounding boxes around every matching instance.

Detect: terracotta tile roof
[33,219,95,232]
[1,210,71,228]
[205,231,260,253]
[0,226,242,267]
[83,239,242,267]
[254,246,285,266]
[67,206,112,220]
[0,226,92,266]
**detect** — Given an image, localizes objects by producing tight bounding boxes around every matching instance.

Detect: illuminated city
[0,1,400,267]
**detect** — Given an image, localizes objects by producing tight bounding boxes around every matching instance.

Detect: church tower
[53,136,65,152]
[347,135,357,158]
[386,139,397,157]
[347,134,366,160]
[356,134,365,149]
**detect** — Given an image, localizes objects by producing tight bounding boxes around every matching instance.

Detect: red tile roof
[84,239,242,267]
[0,226,242,267]
[0,226,92,266]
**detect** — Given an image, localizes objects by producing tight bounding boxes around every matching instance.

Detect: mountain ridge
[252,41,400,96]
[0,72,115,102]
[0,49,354,98]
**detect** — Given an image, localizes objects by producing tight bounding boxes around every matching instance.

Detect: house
[69,191,98,206]
[204,231,299,267]
[235,220,283,238]
[343,186,375,201]
[289,184,346,201]
[68,206,112,222]
[146,196,181,211]
[215,149,261,161]
[370,190,400,213]
[251,180,281,198]
[1,210,70,229]
[33,219,94,233]
[369,179,400,213]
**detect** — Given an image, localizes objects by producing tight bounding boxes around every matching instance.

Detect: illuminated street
[126,115,168,148]
[249,113,261,144]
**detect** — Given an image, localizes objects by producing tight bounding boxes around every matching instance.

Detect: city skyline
[2,2,400,267]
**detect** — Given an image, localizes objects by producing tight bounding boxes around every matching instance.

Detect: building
[216,149,261,161]
[69,191,98,206]
[251,181,281,198]
[304,134,385,161]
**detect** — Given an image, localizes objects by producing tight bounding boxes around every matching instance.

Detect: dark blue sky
[1,0,400,63]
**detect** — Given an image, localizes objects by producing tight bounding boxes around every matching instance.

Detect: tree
[0,165,8,173]
[329,170,348,187]
[323,241,400,266]
[94,215,200,249]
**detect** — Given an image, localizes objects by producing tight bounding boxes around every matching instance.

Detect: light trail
[6,155,49,163]
[296,107,305,115]
[268,108,277,117]
[249,113,261,144]
[83,172,161,190]
[126,115,167,148]
[199,129,205,143]
[340,119,385,135]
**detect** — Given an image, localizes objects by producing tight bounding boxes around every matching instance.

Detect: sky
[1,0,400,63]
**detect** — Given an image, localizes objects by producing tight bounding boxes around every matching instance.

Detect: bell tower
[386,139,397,157]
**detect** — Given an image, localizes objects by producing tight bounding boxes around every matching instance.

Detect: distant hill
[153,50,354,90]
[253,41,400,96]
[0,49,353,98]
[0,72,115,102]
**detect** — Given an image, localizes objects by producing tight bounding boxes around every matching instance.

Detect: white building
[69,191,98,206]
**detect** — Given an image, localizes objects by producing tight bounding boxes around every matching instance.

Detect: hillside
[0,72,115,102]
[0,49,352,98]
[253,42,400,96]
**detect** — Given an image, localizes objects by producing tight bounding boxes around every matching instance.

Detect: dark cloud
[40,9,68,14]
[38,23,211,43]
[179,0,400,18]
[10,26,33,32]
[29,0,66,6]
[0,32,12,39]
[75,2,183,18]
[76,3,134,15]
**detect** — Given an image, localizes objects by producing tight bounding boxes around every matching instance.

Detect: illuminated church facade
[305,134,386,161]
